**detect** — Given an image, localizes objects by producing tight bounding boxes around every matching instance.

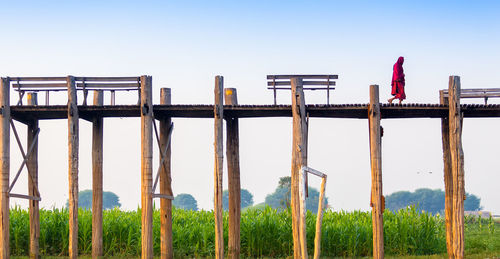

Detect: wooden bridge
[0,75,489,258]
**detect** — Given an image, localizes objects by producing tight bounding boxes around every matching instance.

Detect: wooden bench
[10,76,141,105]
[267,75,338,105]
[442,88,500,104]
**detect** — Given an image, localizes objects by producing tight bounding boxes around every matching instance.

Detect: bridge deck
[9,103,500,123]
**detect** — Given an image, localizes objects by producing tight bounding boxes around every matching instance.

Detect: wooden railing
[442,88,500,104]
[10,76,141,105]
[267,75,338,105]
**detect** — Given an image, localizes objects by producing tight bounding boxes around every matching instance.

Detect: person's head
[397,56,404,65]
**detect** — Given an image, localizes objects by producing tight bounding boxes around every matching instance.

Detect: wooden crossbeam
[267,81,336,86]
[152,193,174,200]
[9,193,41,201]
[267,75,338,80]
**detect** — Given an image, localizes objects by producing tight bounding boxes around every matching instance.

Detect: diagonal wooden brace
[8,119,41,197]
[152,120,174,195]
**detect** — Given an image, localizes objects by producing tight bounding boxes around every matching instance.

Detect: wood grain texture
[440,90,454,259]
[27,118,39,259]
[448,76,465,259]
[214,76,224,259]
[313,176,326,259]
[291,77,308,259]
[368,85,384,259]
[0,78,10,259]
[141,76,153,259]
[67,76,79,259]
[225,88,241,259]
[159,88,173,259]
[92,90,104,259]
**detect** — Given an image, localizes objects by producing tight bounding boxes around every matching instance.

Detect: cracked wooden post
[291,77,308,259]
[67,75,79,259]
[159,88,173,259]
[448,76,465,259]
[225,88,240,259]
[440,90,454,258]
[141,75,153,259]
[0,77,10,259]
[27,93,40,259]
[92,90,104,259]
[214,76,224,259]
[369,84,383,259]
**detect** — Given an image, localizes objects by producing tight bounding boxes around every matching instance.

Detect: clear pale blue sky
[1,1,500,214]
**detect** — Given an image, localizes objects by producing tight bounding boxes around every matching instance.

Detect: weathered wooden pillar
[291,77,308,259]
[368,84,384,259]
[225,88,240,259]
[67,75,79,259]
[27,93,40,259]
[214,76,224,259]
[440,90,454,258]
[141,75,153,259]
[448,76,465,259]
[92,90,104,259]
[0,77,10,259]
[159,88,173,259]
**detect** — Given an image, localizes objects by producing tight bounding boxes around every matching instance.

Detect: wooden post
[313,176,326,259]
[214,76,224,259]
[440,90,454,258]
[0,77,10,259]
[141,75,154,259]
[159,88,173,259]
[27,94,40,259]
[368,84,384,259]
[67,75,79,259]
[92,90,104,259]
[291,77,308,259]
[225,88,241,259]
[448,76,465,259]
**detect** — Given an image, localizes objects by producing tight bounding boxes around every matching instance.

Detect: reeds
[9,205,496,257]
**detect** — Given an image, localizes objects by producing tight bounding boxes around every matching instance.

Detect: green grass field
[8,206,500,258]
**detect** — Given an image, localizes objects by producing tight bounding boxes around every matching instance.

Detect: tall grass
[8,206,498,257]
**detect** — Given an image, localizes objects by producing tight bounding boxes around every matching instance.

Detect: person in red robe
[388,56,406,104]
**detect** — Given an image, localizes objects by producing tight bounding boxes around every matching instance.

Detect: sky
[1,0,500,214]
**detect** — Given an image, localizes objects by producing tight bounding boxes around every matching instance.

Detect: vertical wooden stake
[225,88,241,259]
[92,90,104,259]
[0,77,10,259]
[141,75,154,259]
[313,176,326,259]
[67,75,79,259]
[291,77,308,259]
[440,90,454,258]
[27,94,40,259]
[159,88,173,259]
[368,84,384,259]
[448,76,465,259]
[214,76,224,259]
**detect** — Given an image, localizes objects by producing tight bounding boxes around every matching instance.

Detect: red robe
[391,56,406,100]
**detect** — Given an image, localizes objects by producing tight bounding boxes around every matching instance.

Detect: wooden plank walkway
[9,103,500,122]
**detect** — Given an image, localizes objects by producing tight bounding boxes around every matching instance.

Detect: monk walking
[388,56,406,104]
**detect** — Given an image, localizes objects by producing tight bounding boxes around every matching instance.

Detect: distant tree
[222,189,254,211]
[385,188,482,214]
[265,176,328,212]
[65,189,121,209]
[173,193,198,211]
